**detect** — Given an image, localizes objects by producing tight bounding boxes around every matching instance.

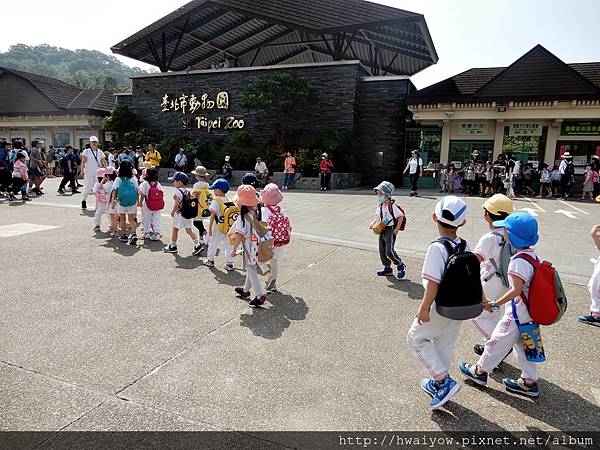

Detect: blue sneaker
[502,378,539,397]
[376,266,393,276]
[396,263,406,280]
[458,362,488,386]
[578,314,600,325]
[420,378,437,398]
[430,376,461,410]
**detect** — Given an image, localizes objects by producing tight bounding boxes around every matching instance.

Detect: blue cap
[242,172,258,185]
[493,211,539,249]
[168,172,189,185]
[374,181,395,198]
[209,178,229,193]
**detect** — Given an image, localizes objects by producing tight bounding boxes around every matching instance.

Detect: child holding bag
[92,168,111,232]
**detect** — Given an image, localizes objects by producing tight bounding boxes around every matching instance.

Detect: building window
[53,133,71,148]
[502,126,547,163]
[405,128,442,165]
[449,140,494,166]
[369,151,384,167]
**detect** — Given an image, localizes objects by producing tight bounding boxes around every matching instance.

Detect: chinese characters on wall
[160,91,245,132]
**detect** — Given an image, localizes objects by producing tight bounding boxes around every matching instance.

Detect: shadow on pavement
[387,279,425,300]
[239,292,309,339]
[210,267,246,287]
[173,253,204,269]
[432,401,513,433]
[100,239,141,257]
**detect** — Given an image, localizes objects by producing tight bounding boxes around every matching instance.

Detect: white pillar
[440,120,451,164]
[493,120,505,159]
[545,121,560,166]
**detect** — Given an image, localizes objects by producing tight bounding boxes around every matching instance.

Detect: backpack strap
[436,237,464,257]
[512,252,540,306]
[485,232,505,282]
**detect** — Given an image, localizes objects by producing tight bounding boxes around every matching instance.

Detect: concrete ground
[0,179,599,447]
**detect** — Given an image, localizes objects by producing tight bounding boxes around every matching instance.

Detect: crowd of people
[370,180,600,410]
[436,150,600,200]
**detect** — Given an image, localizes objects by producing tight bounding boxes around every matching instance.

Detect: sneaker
[119,235,129,242]
[163,244,178,253]
[234,287,251,299]
[376,266,393,277]
[93,225,101,232]
[203,259,215,267]
[458,362,488,386]
[225,264,234,271]
[473,344,484,356]
[81,200,87,210]
[72,189,81,194]
[249,295,267,307]
[396,263,406,280]
[266,279,278,292]
[128,234,138,245]
[502,378,539,397]
[143,233,152,240]
[420,378,437,398]
[21,195,32,201]
[578,314,600,325]
[430,376,461,410]
[57,188,65,194]
[108,230,116,237]
[192,244,203,256]
[151,233,161,241]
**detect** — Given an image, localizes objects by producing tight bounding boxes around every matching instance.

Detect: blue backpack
[117,177,137,207]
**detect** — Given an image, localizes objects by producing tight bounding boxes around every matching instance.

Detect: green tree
[240,72,316,148]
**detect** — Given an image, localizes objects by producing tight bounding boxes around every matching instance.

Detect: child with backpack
[104,168,118,236]
[471,194,514,356]
[261,183,291,292]
[10,151,31,201]
[371,181,406,279]
[407,196,477,409]
[92,168,111,232]
[111,160,139,245]
[460,212,549,397]
[230,185,270,307]
[578,224,600,325]
[191,166,211,253]
[138,167,164,241]
[163,172,201,255]
[203,178,236,270]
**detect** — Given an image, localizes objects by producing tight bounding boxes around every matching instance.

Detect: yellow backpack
[194,186,213,218]
[216,196,240,234]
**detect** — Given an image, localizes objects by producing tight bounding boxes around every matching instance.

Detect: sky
[2,0,600,89]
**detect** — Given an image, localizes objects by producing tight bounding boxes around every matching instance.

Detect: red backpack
[266,205,291,247]
[146,182,165,211]
[514,253,567,326]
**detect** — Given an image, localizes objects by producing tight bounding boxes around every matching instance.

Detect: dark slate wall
[355,78,411,186]
[129,62,361,146]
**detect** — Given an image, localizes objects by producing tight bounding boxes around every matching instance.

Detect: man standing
[57,146,79,194]
[145,143,161,167]
[174,148,188,171]
[28,140,47,195]
[559,152,574,199]
[254,157,268,186]
[80,136,106,209]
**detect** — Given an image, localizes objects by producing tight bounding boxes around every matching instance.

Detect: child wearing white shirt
[137,167,164,241]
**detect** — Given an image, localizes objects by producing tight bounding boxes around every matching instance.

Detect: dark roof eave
[407,93,600,105]
[0,109,111,118]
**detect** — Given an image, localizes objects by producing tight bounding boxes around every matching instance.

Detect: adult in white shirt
[558,152,574,198]
[80,136,106,210]
[254,157,268,186]
[403,150,424,197]
[107,151,116,168]
[174,148,188,171]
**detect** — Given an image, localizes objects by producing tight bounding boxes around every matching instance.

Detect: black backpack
[564,161,575,177]
[178,188,198,219]
[435,238,483,320]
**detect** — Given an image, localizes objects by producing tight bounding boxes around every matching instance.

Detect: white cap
[435,195,467,227]
[89,136,99,143]
[224,155,230,162]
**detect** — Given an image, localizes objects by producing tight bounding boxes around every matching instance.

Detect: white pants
[407,306,462,380]
[94,201,108,227]
[477,299,539,381]
[142,204,161,235]
[589,258,600,314]
[82,171,97,201]
[472,275,508,339]
[261,246,286,282]
[207,229,233,264]
[244,264,264,297]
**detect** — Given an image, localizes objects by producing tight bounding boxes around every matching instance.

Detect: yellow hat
[483,194,514,216]
[596,195,600,203]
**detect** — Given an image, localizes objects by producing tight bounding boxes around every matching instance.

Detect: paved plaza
[1,180,599,446]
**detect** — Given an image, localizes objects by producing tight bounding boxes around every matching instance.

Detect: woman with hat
[558,152,574,199]
[319,153,334,191]
[230,185,268,307]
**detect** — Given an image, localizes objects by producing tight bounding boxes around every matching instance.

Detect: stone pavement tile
[117,246,599,432]
[0,363,108,432]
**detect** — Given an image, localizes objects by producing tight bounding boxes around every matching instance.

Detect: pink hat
[104,166,116,175]
[233,185,261,207]
[261,183,283,206]
[141,168,148,180]
[95,168,106,177]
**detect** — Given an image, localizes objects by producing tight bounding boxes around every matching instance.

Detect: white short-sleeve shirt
[139,180,162,198]
[408,157,423,175]
[474,231,504,281]
[375,202,404,227]
[82,148,105,173]
[421,237,469,288]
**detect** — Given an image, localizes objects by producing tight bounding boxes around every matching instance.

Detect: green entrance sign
[561,120,600,136]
